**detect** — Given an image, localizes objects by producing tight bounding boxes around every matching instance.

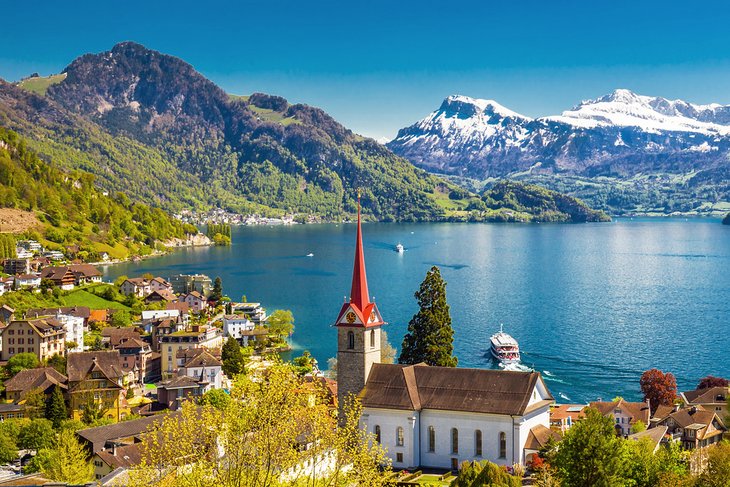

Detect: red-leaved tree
[640,369,677,413]
[697,376,729,390]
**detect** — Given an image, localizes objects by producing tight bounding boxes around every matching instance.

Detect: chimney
[689,406,697,415]
[674,403,680,412]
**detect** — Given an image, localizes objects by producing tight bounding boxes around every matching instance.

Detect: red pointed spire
[334,192,385,327]
[349,194,370,312]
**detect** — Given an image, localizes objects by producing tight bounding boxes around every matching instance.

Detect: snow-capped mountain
[388,90,730,179]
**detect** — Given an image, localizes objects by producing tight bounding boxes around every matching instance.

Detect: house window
[499,432,507,459]
[347,331,355,350]
[428,426,435,452]
[451,428,458,454]
[396,452,403,463]
[370,330,375,348]
[374,425,381,443]
[475,429,482,456]
[396,427,404,446]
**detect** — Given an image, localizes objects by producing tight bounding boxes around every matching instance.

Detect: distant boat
[490,324,520,365]
[306,253,314,257]
[395,243,404,253]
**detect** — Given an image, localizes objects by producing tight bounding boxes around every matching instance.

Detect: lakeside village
[0,218,727,486]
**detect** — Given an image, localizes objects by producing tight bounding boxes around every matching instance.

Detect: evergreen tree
[399,266,457,367]
[211,277,223,302]
[45,385,67,429]
[221,336,244,377]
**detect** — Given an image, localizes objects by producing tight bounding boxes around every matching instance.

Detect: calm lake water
[103,219,730,404]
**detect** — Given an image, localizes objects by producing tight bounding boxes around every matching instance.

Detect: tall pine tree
[45,385,67,429]
[399,266,457,367]
[222,336,245,377]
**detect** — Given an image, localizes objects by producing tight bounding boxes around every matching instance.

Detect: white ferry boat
[489,325,520,364]
[395,243,404,253]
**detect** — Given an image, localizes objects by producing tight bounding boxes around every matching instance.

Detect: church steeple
[335,196,384,328]
[335,195,386,413]
[349,198,370,313]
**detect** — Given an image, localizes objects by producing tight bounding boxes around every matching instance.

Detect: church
[334,200,556,470]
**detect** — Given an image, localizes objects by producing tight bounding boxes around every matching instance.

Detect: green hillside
[0,126,197,260]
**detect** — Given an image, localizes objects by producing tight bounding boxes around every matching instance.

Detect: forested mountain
[3,42,448,221]
[0,127,196,260]
[389,92,730,215]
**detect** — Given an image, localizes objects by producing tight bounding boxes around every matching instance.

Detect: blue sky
[2,0,730,139]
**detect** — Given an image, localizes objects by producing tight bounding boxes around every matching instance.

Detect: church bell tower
[335,197,385,414]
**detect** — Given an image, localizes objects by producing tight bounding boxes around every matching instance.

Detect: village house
[156,348,224,410]
[658,406,727,450]
[144,288,178,304]
[589,398,651,436]
[680,386,729,418]
[3,367,68,403]
[76,412,182,454]
[230,302,268,326]
[158,324,223,376]
[117,337,160,384]
[0,304,15,324]
[177,348,224,390]
[67,351,128,422]
[181,291,208,312]
[549,404,587,433]
[40,266,77,290]
[0,278,8,296]
[156,375,206,410]
[101,327,142,349]
[0,403,25,421]
[28,306,92,326]
[69,264,103,284]
[93,443,142,481]
[0,318,66,362]
[3,257,30,275]
[27,307,89,351]
[628,425,668,453]
[170,273,212,296]
[149,276,173,293]
[223,314,267,346]
[13,273,41,290]
[120,277,151,297]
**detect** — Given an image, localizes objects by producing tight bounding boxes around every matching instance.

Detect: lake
[102,219,730,404]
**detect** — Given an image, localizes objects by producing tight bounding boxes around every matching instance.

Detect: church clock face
[346,311,356,323]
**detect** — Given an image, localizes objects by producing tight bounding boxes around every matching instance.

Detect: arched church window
[348,331,354,349]
[499,431,506,458]
[396,426,404,446]
[374,425,381,443]
[370,329,375,348]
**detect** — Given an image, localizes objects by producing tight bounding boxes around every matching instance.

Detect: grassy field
[62,285,130,310]
[248,105,301,126]
[17,73,67,95]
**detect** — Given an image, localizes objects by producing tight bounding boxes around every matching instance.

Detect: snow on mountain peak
[547,89,730,134]
[441,94,530,121]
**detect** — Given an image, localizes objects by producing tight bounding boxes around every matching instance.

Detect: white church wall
[419,409,517,468]
[362,408,419,469]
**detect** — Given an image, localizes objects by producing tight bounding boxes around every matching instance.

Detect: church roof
[360,363,553,416]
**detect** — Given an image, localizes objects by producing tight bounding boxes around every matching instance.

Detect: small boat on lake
[306,253,314,257]
[395,243,404,253]
[490,324,520,364]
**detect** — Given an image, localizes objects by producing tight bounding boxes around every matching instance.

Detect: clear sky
[2,0,730,140]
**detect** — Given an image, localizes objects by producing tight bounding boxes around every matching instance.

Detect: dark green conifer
[45,385,67,429]
[399,266,458,367]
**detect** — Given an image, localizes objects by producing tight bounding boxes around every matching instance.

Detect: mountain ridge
[388,90,730,214]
